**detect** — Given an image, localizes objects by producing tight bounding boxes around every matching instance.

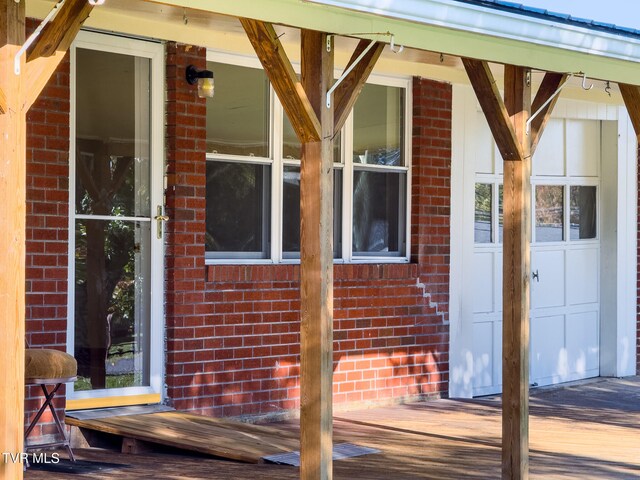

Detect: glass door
[68,32,164,408]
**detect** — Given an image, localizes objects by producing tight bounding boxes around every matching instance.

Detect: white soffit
[304,0,640,63]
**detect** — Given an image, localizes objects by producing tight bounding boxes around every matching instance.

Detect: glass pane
[76,49,151,217]
[570,186,597,240]
[282,115,301,160]
[74,220,151,391]
[474,183,492,243]
[334,131,342,164]
[498,184,504,243]
[282,166,342,258]
[352,170,405,254]
[283,115,342,163]
[536,185,564,242]
[333,169,343,257]
[206,62,269,157]
[205,161,270,256]
[353,84,404,166]
[282,165,300,252]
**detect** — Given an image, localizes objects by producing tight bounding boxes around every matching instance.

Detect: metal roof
[454,0,640,40]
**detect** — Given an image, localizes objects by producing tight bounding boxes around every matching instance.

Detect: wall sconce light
[186,65,214,98]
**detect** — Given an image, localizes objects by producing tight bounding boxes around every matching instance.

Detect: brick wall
[164,43,209,409]
[193,264,448,417]
[24,19,71,443]
[164,67,452,415]
[411,78,452,324]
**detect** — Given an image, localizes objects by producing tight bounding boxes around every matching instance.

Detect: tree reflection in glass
[535,185,564,242]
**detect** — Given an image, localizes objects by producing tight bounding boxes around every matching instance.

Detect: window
[532,183,597,243]
[352,84,407,256]
[474,182,502,244]
[474,183,492,243]
[205,54,411,262]
[205,62,271,259]
[535,185,564,242]
[570,186,596,240]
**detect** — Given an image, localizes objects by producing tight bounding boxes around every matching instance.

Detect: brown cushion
[25,349,77,380]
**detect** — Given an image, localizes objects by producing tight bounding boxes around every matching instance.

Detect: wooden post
[0,1,26,479]
[502,65,531,480]
[0,2,93,476]
[240,20,381,479]
[463,59,563,480]
[300,29,334,480]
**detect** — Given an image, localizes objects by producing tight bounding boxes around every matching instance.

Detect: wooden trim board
[67,393,162,411]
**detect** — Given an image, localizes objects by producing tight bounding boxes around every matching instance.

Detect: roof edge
[304,0,640,65]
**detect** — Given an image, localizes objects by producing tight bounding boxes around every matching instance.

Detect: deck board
[41,377,640,479]
[66,411,299,463]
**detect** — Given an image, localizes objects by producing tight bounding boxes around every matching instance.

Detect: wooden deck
[26,377,640,479]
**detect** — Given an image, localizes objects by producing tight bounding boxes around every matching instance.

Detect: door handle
[154,205,169,239]
[532,270,539,282]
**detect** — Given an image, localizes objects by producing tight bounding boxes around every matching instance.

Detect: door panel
[472,322,494,389]
[566,311,600,374]
[531,250,565,309]
[533,118,564,177]
[531,314,566,384]
[472,252,494,313]
[69,33,164,406]
[567,248,599,305]
[566,120,600,177]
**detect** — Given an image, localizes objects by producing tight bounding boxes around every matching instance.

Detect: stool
[25,349,78,461]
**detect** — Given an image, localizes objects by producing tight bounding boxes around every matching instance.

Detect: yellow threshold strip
[67,393,161,411]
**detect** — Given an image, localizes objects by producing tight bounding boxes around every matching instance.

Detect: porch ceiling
[149,0,640,86]
[27,0,623,104]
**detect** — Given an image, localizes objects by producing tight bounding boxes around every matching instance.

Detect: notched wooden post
[501,65,531,480]
[300,29,334,480]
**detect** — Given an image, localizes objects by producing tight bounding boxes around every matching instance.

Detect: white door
[530,118,600,386]
[67,32,165,409]
[470,117,601,395]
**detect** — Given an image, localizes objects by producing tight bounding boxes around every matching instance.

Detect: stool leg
[25,383,75,462]
[42,384,75,462]
[24,384,60,439]
[44,384,66,437]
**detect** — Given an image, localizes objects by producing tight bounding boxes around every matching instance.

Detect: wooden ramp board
[66,411,299,464]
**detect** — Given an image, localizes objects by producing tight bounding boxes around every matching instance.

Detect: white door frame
[449,85,637,398]
[66,31,165,406]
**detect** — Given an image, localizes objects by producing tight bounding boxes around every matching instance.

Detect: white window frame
[205,51,412,265]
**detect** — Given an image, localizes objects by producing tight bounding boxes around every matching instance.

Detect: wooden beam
[239,18,321,143]
[332,40,384,133]
[23,0,94,110]
[462,58,523,161]
[530,72,567,156]
[26,0,92,62]
[619,83,640,138]
[0,1,26,479]
[299,29,334,480]
[502,64,531,480]
[0,86,6,114]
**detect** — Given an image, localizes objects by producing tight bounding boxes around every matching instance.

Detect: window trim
[204,51,412,264]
